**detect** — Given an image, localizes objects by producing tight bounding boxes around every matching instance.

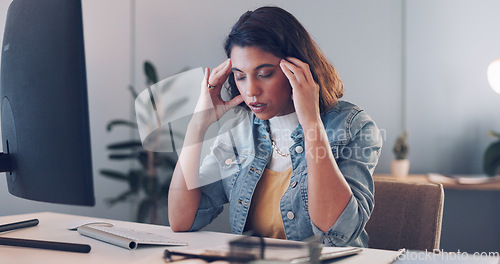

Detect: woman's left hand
[281,57,352,233]
[280,57,321,127]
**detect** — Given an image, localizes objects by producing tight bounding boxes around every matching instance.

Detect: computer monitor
[0,0,95,206]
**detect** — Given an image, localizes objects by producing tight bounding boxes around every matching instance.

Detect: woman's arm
[279,58,352,232]
[167,121,208,231]
[302,121,352,232]
[168,60,243,231]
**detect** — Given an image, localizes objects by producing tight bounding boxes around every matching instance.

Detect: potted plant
[100,61,185,224]
[483,130,500,176]
[391,131,410,178]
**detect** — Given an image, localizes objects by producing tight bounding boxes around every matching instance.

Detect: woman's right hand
[192,59,243,129]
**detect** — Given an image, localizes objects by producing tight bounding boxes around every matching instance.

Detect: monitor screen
[0,0,95,206]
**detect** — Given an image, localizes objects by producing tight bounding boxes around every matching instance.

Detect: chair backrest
[365,179,444,251]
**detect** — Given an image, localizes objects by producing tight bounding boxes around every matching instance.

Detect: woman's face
[230,46,295,120]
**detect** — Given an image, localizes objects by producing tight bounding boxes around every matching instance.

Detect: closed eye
[258,72,273,78]
[235,75,246,81]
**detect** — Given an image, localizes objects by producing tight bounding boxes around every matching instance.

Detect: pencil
[0,219,39,233]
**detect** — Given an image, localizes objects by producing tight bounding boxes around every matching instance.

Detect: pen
[0,219,39,233]
[0,219,91,253]
[0,237,91,253]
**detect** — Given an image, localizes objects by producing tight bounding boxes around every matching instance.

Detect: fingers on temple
[282,57,313,84]
[209,59,231,86]
[280,59,304,85]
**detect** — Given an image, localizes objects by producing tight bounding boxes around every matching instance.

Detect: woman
[168,6,382,247]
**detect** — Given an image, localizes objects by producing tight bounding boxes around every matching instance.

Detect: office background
[0,0,499,252]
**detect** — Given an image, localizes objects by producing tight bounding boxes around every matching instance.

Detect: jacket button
[290,181,298,188]
[295,145,304,154]
[287,211,295,220]
[225,158,232,165]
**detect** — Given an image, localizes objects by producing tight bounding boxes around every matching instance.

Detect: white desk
[0,212,498,264]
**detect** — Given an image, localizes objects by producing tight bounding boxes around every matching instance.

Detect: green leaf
[100,169,128,181]
[142,176,160,196]
[106,120,137,131]
[107,140,143,150]
[104,190,136,207]
[483,141,500,176]
[137,199,154,223]
[128,170,143,192]
[150,126,185,143]
[128,85,138,98]
[144,61,158,85]
[135,151,178,170]
[136,151,151,169]
[393,131,409,160]
[109,153,139,160]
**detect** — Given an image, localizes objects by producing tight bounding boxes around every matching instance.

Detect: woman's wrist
[182,119,210,147]
[300,117,324,137]
[189,111,214,131]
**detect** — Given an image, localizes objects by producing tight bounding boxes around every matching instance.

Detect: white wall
[406,0,500,174]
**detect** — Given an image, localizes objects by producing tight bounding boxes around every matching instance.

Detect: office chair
[365,179,444,251]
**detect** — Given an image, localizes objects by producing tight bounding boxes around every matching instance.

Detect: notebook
[164,243,362,263]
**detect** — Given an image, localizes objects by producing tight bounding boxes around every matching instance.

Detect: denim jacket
[188,100,382,247]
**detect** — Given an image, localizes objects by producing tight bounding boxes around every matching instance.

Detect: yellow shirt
[245,167,293,239]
